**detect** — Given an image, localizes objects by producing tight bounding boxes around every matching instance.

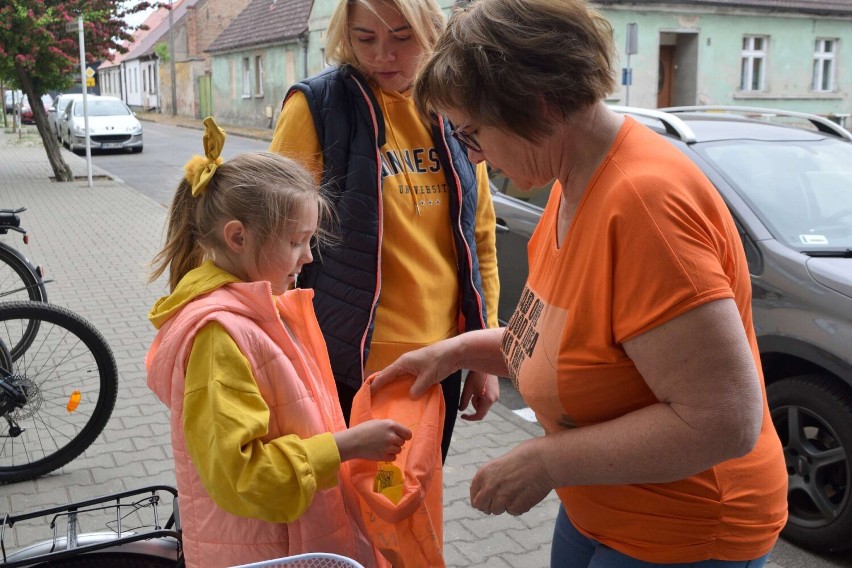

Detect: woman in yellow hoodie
[146,118,410,568]
[270,0,500,463]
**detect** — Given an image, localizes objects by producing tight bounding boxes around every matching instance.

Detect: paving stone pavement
[0,125,564,567]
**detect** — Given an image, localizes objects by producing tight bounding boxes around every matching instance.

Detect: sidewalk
[0,125,560,567]
[135,109,276,142]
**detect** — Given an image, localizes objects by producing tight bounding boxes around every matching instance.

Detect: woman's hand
[371,337,462,398]
[334,420,412,462]
[459,371,499,421]
[470,438,554,516]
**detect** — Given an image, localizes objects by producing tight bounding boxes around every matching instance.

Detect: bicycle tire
[0,301,117,483]
[0,243,47,358]
[30,552,178,567]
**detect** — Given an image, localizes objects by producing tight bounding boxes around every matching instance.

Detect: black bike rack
[0,485,182,567]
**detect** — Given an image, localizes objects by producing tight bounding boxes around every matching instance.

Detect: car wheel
[131,146,143,154]
[767,374,852,552]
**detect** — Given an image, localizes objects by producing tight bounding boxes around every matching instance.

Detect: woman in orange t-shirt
[373,0,788,566]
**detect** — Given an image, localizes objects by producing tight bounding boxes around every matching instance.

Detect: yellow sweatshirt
[270,86,499,372]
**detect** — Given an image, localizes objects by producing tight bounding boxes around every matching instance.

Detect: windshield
[74,99,131,117]
[701,137,852,251]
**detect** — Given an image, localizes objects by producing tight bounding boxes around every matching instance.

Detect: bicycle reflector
[67,390,81,412]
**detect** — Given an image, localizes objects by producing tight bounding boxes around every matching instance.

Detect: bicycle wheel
[0,301,117,483]
[0,242,47,358]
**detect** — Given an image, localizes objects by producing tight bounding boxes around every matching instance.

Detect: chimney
[187,5,198,57]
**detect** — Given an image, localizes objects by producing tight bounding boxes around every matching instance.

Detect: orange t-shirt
[501,117,787,563]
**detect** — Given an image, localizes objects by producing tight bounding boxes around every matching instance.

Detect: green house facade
[207,0,312,129]
[600,0,852,123]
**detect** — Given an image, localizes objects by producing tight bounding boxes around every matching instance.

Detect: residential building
[597,0,852,122]
[99,5,174,109]
[118,0,852,128]
[205,0,458,129]
[153,0,252,118]
[206,0,313,129]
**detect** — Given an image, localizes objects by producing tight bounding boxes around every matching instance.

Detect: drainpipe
[300,32,309,78]
[121,62,127,103]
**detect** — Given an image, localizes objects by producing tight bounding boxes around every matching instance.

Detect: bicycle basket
[229,552,365,568]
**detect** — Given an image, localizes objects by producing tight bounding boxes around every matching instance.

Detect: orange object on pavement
[349,373,445,568]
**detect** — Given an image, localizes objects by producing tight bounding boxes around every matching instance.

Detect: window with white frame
[242,57,251,97]
[812,38,836,92]
[740,35,767,91]
[254,55,264,96]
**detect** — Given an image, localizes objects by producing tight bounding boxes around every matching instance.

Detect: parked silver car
[3,89,23,114]
[59,95,143,154]
[48,94,84,139]
[491,106,852,553]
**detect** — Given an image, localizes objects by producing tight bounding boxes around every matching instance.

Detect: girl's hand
[334,420,412,462]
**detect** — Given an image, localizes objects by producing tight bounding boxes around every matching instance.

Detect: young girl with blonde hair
[147,118,408,568]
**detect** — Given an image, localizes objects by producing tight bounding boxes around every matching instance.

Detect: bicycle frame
[0,485,182,567]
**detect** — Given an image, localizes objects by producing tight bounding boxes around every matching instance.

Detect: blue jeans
[551,505,769,568]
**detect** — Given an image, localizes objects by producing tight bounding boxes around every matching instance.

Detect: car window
[488,166,554,210]
[700,138,852,249]
[74,99,131,117]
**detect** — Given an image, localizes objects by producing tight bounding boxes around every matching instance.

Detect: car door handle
[495,220,509,234]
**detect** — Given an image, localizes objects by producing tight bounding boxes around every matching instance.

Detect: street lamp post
[168,0,177,116]
[68,16,93,187]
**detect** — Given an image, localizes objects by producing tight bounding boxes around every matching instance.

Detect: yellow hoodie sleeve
[269,91,324,184]
[183,321,341,523]
[474,162,500,328]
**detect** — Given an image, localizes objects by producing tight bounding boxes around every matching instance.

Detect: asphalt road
[87,121,271,207]
[85,121,852,568]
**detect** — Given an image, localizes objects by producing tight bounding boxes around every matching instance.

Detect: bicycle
[0,208,48,361]
[0,301,118,484]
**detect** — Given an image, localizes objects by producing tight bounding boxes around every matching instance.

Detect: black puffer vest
[286,66,487,390]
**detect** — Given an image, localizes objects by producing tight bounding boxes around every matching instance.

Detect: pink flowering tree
[0,1,155,181]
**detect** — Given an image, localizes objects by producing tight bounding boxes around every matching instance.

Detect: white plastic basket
[229,552,366,568]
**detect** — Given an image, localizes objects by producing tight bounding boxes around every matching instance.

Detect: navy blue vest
[287,66,487,390]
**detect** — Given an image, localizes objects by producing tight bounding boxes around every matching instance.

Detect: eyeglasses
[450,124,482,154]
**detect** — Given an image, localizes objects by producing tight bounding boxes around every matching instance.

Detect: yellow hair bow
[184,117,226,197]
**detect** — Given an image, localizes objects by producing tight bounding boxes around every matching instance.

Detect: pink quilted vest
[147,282,387,568]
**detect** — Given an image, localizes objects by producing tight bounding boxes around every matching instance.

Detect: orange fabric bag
[349,374,445,568]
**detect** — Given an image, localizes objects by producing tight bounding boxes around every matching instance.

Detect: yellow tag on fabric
[374,462,404,504]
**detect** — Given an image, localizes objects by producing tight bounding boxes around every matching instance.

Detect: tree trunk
[15,68,74,182]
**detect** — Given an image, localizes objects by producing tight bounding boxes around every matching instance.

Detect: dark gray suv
[490,106,852,553]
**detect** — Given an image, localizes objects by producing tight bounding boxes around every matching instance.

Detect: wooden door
[657,45,675,108]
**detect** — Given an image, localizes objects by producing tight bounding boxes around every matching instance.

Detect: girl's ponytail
[149,178,205,291]
[149,117,227,291]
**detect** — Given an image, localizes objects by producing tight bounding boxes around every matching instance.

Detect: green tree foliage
[0,1,156,181]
